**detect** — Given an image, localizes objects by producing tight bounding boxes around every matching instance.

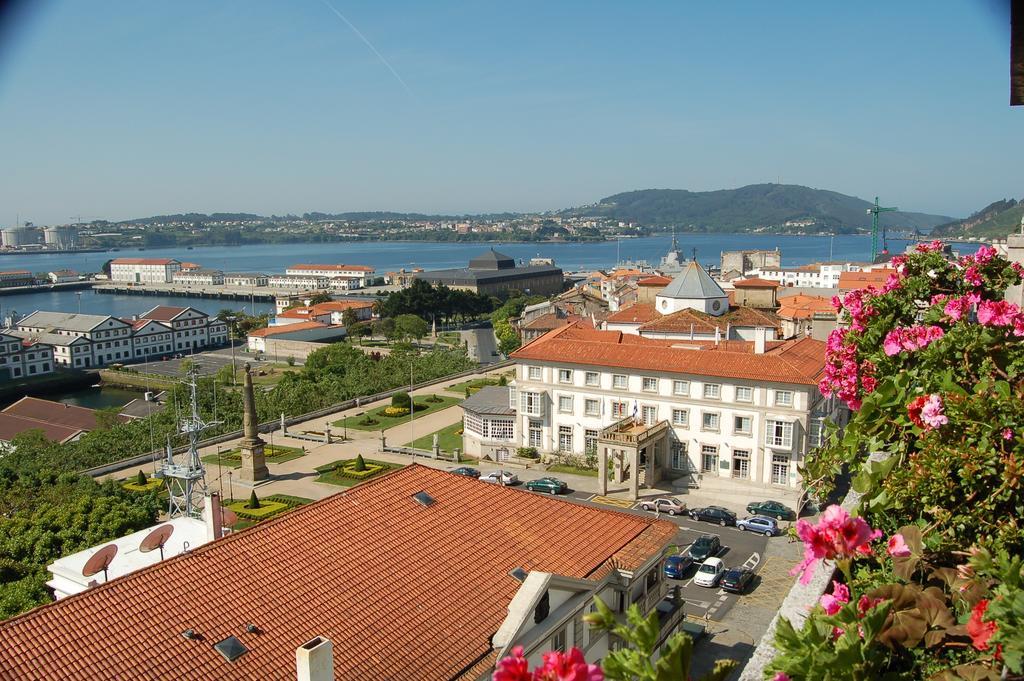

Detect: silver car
[639,498,687,516]
[480,470,519,485]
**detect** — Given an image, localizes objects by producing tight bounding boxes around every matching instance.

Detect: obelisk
[238,363,269,484]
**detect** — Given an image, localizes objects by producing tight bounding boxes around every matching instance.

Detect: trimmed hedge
[228,500,289,520]
[340,463,384,480]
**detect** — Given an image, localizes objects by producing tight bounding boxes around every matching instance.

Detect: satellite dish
[140,525,174,560]
[82,544,118,582]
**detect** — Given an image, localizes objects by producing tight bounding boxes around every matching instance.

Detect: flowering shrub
[773,243,1024,680]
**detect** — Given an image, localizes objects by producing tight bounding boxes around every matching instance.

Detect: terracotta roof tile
[289,264,374,272]
[638,306,780,334]
[0,465,671,680]
[2,397,127,431]
[838,268,894,291]
[140,306,192,322]
[732,277,781,288]
[512,323,824,385]
[636,275,671,287]
[604,304,659,324]
[0,412,82,443]
[248,321,331,337]
[778,294,836,320]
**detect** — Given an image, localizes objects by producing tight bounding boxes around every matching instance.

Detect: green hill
[563,184,952,233]
[931,199,1023,239]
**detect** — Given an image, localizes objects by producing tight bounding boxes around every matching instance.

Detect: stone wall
[259,338,331,362]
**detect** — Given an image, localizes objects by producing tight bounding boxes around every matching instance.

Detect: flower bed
[202,444,305,469]
[764,242,1024,680]
[332,394,461,431]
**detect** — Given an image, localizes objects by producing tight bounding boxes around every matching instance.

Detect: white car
[480,471,519,485]
[693,557,725,588]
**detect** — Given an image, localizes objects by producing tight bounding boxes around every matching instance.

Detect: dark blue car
[663,554,694,579]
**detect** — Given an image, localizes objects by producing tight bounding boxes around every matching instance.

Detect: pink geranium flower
[773,674,792,681]
[819,580,850,615]
[494,647,532,681]
[494,647,603,681]
[790,506,882,584]
[920,394,948,429]
[977,299,1021,327]
[887,533,912,557]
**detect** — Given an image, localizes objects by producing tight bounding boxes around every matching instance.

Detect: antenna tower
[867,196,898,261]
[157,365,220,518]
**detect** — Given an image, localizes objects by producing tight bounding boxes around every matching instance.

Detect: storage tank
[43,225,78,250]
[1,227,33,248]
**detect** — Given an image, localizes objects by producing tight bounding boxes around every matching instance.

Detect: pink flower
[857,595,884,617]
[887,533,912,557]
[974,244,997,265]
[907,395,928,428]
[921,394,948,429]
[819,580,850,615]
[1003,428,1014,440]
[537,649,603,681]
[943,293,979,321]
[915,240,944,253]
[882,325,944,355]
[494,647,531,681]
[964,265,984,287]
[773,674,792,681]
[790,506,882,584]
[977,299,1020,327]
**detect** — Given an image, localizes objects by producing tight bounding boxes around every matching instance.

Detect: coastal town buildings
[46,269,79,284]
[0,270,35,287]
[752,262,863,288]
[0,465,681,680]
[414,249,564,296]
[285,264,375,288]
[246,321,343,352]
[266,273,331,290]
[223,272,269,287]
[719,249,782,281]
[271,300,374,327]
[139,306,228,352]
[109,258,181,284]
[172,269,225,286]
[0,332,53,379]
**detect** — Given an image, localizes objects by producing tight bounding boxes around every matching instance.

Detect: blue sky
[0,0,1019,224]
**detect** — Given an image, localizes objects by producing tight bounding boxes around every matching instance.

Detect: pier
[92,281,398,302]
[0,281,94,297]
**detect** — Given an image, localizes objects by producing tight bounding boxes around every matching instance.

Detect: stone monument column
[239,363,270,484]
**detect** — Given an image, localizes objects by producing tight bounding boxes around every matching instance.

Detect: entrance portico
[597,418,670,500]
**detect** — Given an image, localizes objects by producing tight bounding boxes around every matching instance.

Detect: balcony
[599,417,669,447]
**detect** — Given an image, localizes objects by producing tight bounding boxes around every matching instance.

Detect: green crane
[868,196,898,261]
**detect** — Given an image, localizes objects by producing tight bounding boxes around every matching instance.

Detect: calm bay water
[0,235,969,319]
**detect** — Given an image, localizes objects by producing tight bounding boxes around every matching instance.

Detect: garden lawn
[226,499,289,519]
[315,458,402,487]
[332,394,461,431]
[403,421,465,453]
[445,374,511,395]
[547,463,599,477]
[121,478,164,492]
[202,444,306,469]
[233,363,297,387]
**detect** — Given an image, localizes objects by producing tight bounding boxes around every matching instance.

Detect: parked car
[480,470,518,485]
[693,557,726,587]
[685,534,722,562]
[663,554,695,579]
[450,466,480,478]
[737,515,781,537]
[720,567,755,594]
[689,506,737,526]
[525,477,568,495]
[639,497,687,516]
[745,500,796,521]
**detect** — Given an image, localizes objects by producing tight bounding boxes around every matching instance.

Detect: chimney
[296,636,334,681]
[204,491,224,540]
[714,326,721,345]
[754,326,768,354]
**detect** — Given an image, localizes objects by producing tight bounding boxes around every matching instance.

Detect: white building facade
[285,264,374,287]
[110,258,181,283]
[753,263,862,288]
[0,333,54,379]
[172,269,224,286]
[267,274,331,290]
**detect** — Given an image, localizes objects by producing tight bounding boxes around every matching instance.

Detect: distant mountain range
[560,185,953,233]
[931,199,1024,238]
[113,183,955,235]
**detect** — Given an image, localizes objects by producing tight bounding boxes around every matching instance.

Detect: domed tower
[654,258,729,316]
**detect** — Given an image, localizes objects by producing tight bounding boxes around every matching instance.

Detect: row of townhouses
[0,333,54,379]
[3,306,228,371]
[108,258,376,290]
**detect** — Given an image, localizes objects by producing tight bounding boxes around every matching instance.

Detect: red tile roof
[289,264,374,272]
[638,306,780,334]
[838,268,894,291]
[778,294,836,320]
[0,465,673,681]
[731,277,780,288]
[636,275,671,287]
[2,396,127,431]
[521,313,587,331]
[110,258,178,265]
[140,306,192,321]
[512,323,825,385]
[604,304,659,324]
[0,412,82,444]
[248,320,331,337]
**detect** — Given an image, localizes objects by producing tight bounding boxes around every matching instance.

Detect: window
[509,386,517,409]
[766,420,794,448]
[488,419,515,441]
[672,380,689,396]
[734,415,752,435]
[585,371,599,386]
[809,417,825,448]
[701,445,718,472]
[612,374,627,390]
[671,442,688,470]
[775,390,794,407]
[733,449,750,478]
[558,426,573,452]
[703,383,721,399]
[736,386,753,402]
[528,366,541,380]
[611,401,627,419]
[701,412,720,431]
[772,454,790,485]
[573,611,585,650]
[520,391,544,417]
[558,369,573,384]
[584,429,598,453]
[551,627,567,653]
[671,409,689,427]
[558,396,573,413]
[529,420,543,448]
[584,399,600,416]
[642,377,658,392]
[641,405,657,425]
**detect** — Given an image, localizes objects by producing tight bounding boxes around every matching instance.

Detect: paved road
[462,328,500,364]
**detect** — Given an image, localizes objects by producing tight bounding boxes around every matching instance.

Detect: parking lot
[133,352,238,378]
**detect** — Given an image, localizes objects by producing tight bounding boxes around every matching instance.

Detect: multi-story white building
[285,264,375,288]
[753,262,864,288]
[224,272,268,287]
[110,258,181,284]
[267,274,331,290]
[480,323,839,498]
[125,319,176,359]
[0,333,54,379]
[139,306,228,352]
[172,269,224,286]
[13,311,135,367]
[0,270,34,287]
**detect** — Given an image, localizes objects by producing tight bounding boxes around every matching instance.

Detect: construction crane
[867,197,898,261]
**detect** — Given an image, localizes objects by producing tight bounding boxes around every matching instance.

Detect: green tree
[354,454,367,472]
[341,308,358,329]
[136,470,147,486]
[247,490,260,509]
[308,292,332,305]
[348,321,370,345]
[394,314,429,342]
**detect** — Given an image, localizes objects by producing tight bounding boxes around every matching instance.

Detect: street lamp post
[409,363,414,447]
[225,315,237,385]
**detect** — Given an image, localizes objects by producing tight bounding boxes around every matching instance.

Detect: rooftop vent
[510,567,528,582]
[214,635,249,662]
[181,628,201,641]
[412,491,435,507]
